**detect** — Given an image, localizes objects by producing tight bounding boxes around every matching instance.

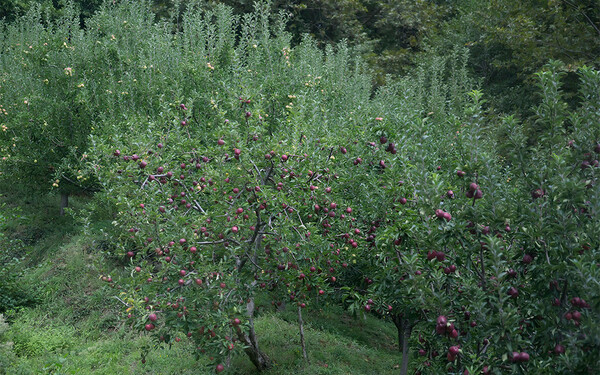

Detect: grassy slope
[0,192,403,375]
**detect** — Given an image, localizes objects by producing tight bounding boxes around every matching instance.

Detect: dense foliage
[2,0,597,107]
[0,1,598,374]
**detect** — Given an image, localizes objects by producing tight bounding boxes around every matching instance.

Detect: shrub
[0,314,16,374]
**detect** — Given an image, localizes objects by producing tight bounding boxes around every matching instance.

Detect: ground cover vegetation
[0,1,598,374]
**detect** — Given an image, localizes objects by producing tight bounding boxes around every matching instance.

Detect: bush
[0,314,16,374]
[0,203,37,313]
[7,318,75,358]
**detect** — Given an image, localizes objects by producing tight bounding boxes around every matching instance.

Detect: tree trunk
[235,299,272,372]
[400,322,411,375]
[298,305,309,363]
[60,192,69,216]
[392,314,412,375]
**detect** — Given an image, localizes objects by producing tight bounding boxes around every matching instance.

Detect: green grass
[2,235,402,374]
[232,312,401,375]
[4,300,402,375]
[0,190,405,374]
[1,228,207,375]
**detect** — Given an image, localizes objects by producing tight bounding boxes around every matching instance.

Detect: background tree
[429,0,600,114]
[0,3,97,214]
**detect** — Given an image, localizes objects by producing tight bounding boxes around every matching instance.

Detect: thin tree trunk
[235,298,272,372]
[400,322,411,375]
[232,211,271,371]
[392,314,412,375]
[60,192,69,216]
[298,305,309,363]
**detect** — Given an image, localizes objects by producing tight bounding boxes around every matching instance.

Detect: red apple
[450,329,458,339]
[531,188,544,199]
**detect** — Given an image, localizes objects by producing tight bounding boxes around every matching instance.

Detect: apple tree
[0,3,98,214]
[90,84,370,371]
[344,64,600,374]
